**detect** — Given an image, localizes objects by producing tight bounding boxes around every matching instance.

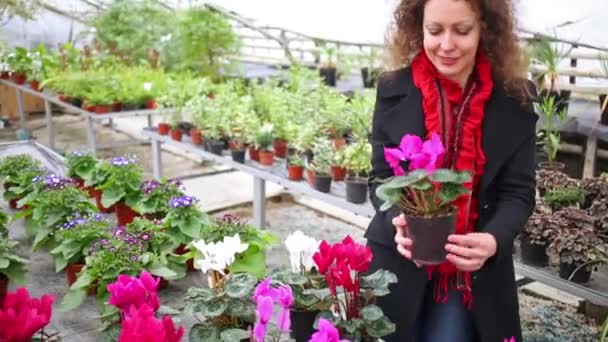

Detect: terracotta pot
[146,99,157,109]
[66,264,97,295]
[158,123,170,135]
[331,138,346,149]
[29,80,41,91]
[190,128,203,145]
[273,139,288,158]
[0,274,8,306]
[249,146,260,162]
[8,198,19,210]
[175,244,196,272]
[111,103,123,112]
[83,102,97,113]
[0,71,9,79]
[11,73,26,85]
[95,105,111,114]
[91,189,115,213]
[330,166,347,181]
[115,202,139,226]
[259,150,275,166]
[170,129,183,142]
[288,165,304,181]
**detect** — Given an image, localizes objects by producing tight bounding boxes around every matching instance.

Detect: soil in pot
[405,211,458,265]
[115,202,139,226]
[345,177,368,204]
[319,67,337,86]
[190,129,203,145]
[600,94,608,125]
[249,146,260,162]
[313,173,332,193]
[273,139,288,158]
[559,262,592,284]
[290,310,319,342]
[0,274,7,306]
[231,149,246,164]
[288,165,304,181]
[91,189,115,213]
[170,129,183,142]
[208,140,225,156]
[520,235,549,267]
[158,123,170,135]
[259,151,275,166]
[330,166,346,181]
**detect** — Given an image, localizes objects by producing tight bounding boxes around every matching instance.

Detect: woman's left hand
[445,233,497,272]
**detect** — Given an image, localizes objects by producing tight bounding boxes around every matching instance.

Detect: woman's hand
[445,233,497,272]
[393,214,421,267]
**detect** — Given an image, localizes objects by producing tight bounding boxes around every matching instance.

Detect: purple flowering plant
[94,156,143,208]
[375,133,471,216]
[164,195,211,245]
[136,179,185,218]
[2,166,46,207]
[49,213,112,272]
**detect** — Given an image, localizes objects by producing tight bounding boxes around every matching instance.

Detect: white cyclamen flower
[192,233,249,274]
[284,230,320,273]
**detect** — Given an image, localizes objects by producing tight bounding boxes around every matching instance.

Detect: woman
[366,0,537,341]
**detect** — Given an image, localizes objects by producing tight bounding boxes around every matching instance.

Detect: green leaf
[189,324,221,342]
[181,215,201,238]
[158,305,181,316]
[102,325,122,342]
[361,269,398,297]
[438,183,469,204]
[361,304,383,322]
[364,316,396,338]
[71,272,93,289]
[220,329,249,341]
[225,273,258,298]
[198,299,228,318]
[101,187,124,208]
[147,263,178,279]
[229,246,266,279]
[2,263,26,284]
[59,289,87,312]
[54,254,68,272]
[283,272,308,285]
[302,288,332,301]
[32,226,52,251]
[0,258,9,269]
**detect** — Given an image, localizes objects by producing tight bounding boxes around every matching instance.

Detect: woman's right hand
[393,214,420,267]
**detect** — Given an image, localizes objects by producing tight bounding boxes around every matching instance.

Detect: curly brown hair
[386,0,531,103]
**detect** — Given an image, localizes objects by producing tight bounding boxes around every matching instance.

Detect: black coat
[365,67,538,342]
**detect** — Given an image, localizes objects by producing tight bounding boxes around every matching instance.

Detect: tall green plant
[536,96,567,165]
[530,37,572,93]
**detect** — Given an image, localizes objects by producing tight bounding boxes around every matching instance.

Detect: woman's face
[422,0,481,86]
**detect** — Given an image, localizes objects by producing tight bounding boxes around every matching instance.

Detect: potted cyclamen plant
[308,138,334,193]
[65,151,97,190]
[250,278,295,342]
[256,124,275,166]
[0,288,55,341]
[376,133,471,265]
[343,139,372,204]
[95,156,143,226]
[49,214,111,286]
[164,195,210,245]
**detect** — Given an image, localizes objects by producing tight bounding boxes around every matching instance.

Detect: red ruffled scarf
[411,50,494,308]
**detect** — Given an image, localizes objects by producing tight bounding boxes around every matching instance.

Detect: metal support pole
[253,177,266,229]
[583,136,597,179]
[44,100,54,150]
[16,89,26,130]
[85,114,97,157]
[152,138,162,180]
[147,114,153,128]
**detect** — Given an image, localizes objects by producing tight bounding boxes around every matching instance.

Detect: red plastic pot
[66,264,97,295]
[190,128,203,145]
[30,80,41,91]
[306,169,316,187]
[259,150,275,166]
[71,176,85,189]
[82,102,97,113]
[331,166,347,181]
[249,146,260,162]
[111,103,123,112]
[58,94,71,103]
[170,129,183,142]
[95,105,111,114]
[175,244,196,272]
[288,165,304,181]
[11,73,26,85]
[91,189,115,213]
[146,99,157,109]
[0,274,8,306]
[115,202,139,226]
[158,123,170,135]
[0,71,9,80]
[273,139,288,158]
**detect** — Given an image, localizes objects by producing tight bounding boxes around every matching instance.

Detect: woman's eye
[427,29,442,35]
[456,28,472,35]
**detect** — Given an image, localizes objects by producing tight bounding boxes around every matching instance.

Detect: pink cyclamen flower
[119,304,184,342]
[504,338,516,342]
[107,271,160,319]
[253,295,274,342]
[384,133,446,174]
[0,288,54,342]
[308,318,351,342]
[275,285,294,333]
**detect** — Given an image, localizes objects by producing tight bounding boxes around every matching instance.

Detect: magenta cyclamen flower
[383,133,445,175]
[118,304,184,342]
[504,338,516,342]
[107,271,160,319]
[309,319,351,342]
[253,278,294,341]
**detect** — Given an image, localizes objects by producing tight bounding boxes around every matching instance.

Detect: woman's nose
[440,32,456,51]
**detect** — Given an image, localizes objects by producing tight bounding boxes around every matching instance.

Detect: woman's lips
[439,56,459,66]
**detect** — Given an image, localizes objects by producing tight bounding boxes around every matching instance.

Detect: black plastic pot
[208,140,224,156]
[538,161,566,172]
[405,211,458,265]
[361,67,379,88]
[313,173,332,193]
[599,94,608,125]
[345,177,368,204]
[520,235,548,267]
[304,150,314,163]
[290,310,319,342]
[319,67,337,87]
[70,98,83,108]
[559,262,592,284]
[231,149,246,164]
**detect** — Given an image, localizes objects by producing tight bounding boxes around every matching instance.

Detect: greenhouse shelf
[0,79,173,157]
[143,128,608,306]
